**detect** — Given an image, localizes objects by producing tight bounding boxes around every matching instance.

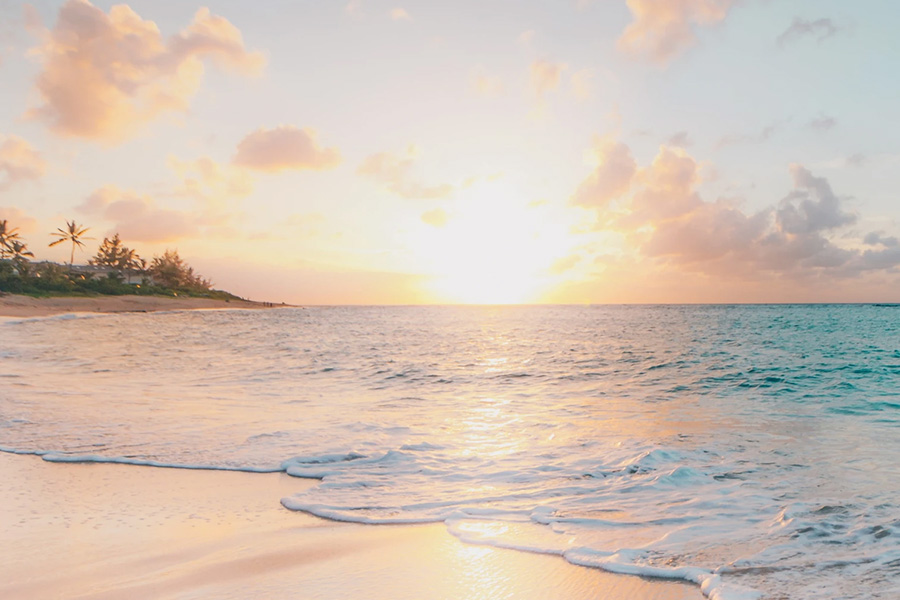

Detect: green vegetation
[0,218,241,301]
[89,234,146,283]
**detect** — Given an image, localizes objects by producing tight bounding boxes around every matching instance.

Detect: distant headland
[0,218,285,316]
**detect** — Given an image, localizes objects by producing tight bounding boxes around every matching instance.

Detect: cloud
[471,66,503,97]
[0,135,46,190]
[549,254,581,274]
[622,145,704,227]
[22,4,42,31]
[247,212,327,241]
[75,184,220,243]
[846,153,866,168]
[530,60,567,98]
[573,140,899,280]
[570,137,636,209]
[642,199,769,265]
[717,121,782,148]
[390,8,411,21]
[358,147,453,199]
[776,164,856,235]
[26,1,264,142]
[777,17,841,47]
[806,115,836,132]
[233,126,341,172]
[421,208,448,227]
[667,131,692,147]
[518,30,535,44]
[617,0,733,64]
[0,206,39,234]
[344,1,364,18]
[570,69,593,101]
[864,232,899,248]
[168,155,253,209]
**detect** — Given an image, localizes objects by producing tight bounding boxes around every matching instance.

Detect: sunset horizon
[2,0,898,305]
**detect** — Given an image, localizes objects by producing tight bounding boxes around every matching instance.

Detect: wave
[0,446,279,473]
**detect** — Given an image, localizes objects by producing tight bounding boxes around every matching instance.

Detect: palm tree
[0,219,20,260]
[8,240,34,276]
[120,248,143,284]
[49,220,91,266]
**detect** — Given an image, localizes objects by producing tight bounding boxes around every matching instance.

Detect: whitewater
[2,305,899,599]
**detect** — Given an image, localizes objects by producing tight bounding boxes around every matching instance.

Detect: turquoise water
[2,305,899,599]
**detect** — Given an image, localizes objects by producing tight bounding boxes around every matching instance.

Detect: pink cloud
[233,126,341,172]
[571,138,636,209]
[0,206,40,234]
[77,185,201,243]
[617,0,732,64]
[27,1,264,142]
[0,135,46,189]
[574,140,900,280]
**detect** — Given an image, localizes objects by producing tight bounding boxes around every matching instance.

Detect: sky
[1,0,899,304]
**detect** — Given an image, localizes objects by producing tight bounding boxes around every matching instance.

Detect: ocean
[2,305,899,599]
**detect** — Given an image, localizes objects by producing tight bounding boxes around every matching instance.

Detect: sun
[412,181,575,304]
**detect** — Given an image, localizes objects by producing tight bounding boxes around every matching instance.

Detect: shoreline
[0,293,288,318]
[0,453,702,600]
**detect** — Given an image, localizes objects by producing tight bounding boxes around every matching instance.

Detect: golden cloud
[358,147,453,199]
[27,1,264,142]
[530,59,567,97]
[168,155,254,209]
[617,0,732,63]
[421,207,448,227]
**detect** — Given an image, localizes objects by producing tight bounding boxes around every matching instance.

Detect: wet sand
[0,454,703,600]
[0,294,280,317]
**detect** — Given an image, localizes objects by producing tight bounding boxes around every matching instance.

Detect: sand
[0,453,703,600]
[0,293,281,317]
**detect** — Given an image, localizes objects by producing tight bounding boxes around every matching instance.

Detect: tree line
[0,218,231,299]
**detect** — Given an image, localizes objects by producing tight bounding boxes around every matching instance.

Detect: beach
[0,293,278,318]
[0,453,702,600]
[0,302,704,600]
[3,305,898,599]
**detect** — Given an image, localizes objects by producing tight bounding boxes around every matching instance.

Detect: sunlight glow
[415,181,575,304]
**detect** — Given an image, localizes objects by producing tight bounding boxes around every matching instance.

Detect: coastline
[0,293,285,318]
[0,453,702,600]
